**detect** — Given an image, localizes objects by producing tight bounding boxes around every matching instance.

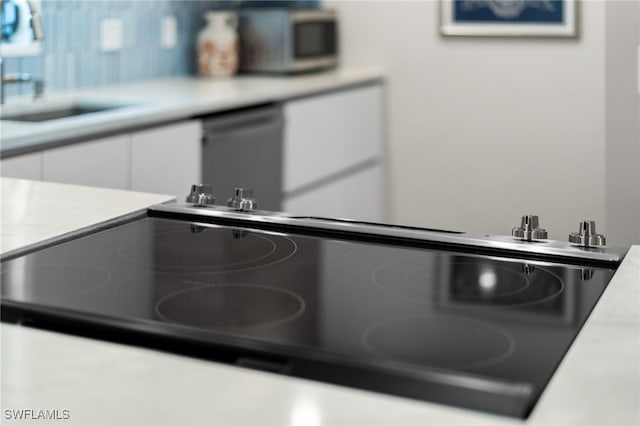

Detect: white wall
[605,0,640,247]
[329,0,640,246]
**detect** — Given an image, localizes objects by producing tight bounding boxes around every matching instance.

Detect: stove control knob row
[512,215,548,241]
[569,220,606,247]
[186,184,215,207]
[227,188,258,211]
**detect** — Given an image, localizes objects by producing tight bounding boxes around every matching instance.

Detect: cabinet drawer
[284,85,383,192]
[1,152,43,180]
[283,164,385,222]
[130,120,202,198]
[42,135,129,189]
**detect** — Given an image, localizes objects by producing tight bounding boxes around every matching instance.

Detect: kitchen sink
[0,101,138,122]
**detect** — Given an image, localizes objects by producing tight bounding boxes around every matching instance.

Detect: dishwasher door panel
[202,104,283,211]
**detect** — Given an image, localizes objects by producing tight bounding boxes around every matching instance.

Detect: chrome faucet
[0,57,44,105]
[28,0,45,41]
[0,0,45,105]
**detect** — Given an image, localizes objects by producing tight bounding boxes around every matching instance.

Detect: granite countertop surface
[1,177,638,425]
[0,68,385,157]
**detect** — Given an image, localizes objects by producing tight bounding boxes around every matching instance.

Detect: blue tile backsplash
[2,0,320,98]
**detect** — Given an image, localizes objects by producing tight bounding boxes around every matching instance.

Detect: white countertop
[0,178,175,257]
[1,178,638,425]
[0,68,384,156]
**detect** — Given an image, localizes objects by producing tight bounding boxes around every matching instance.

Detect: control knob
[186,184,215,207]
[512,215,548,241]
[569,220,606,247]
[227,188,258,211]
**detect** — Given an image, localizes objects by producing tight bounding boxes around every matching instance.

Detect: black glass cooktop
[0,216,617,418]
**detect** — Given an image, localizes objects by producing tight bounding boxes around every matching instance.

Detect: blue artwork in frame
[440,0,577,37]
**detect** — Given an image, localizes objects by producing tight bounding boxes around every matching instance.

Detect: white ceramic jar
[197,11,239,77]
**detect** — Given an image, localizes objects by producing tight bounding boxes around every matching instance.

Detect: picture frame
[440,0,578,38]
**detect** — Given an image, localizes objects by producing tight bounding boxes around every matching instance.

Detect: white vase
[197,11,239,77]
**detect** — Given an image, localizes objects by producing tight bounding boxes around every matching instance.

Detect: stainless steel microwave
[238,9,338,74]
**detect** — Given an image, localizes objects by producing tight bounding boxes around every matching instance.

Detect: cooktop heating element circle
[111,226,298,273]
[155,283,306,329]
[362,315,516,371]
[373,258,564,307]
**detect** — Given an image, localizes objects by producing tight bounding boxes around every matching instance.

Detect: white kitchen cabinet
[283,164,385,222]
[284,84,383,192]
[1,152,43,180]
[283,83,385,220]
[130,120,202,198]
[8,120,202,196]
[42,135,129,189]
[3,81,385,218]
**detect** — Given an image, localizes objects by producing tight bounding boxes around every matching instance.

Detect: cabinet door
[130,120,202,198]
[42,135,129,189]
[283,84,383,193]
[1,152,43,180]
[283,164,385,222]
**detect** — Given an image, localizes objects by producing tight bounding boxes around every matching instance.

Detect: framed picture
[440,0,578,38]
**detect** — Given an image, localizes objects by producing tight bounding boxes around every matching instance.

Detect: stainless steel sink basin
[0,101,138,122]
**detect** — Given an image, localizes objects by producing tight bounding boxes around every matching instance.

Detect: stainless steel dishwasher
[201,104,284,211]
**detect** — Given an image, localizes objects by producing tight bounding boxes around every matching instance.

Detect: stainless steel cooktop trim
[149,204,627,264]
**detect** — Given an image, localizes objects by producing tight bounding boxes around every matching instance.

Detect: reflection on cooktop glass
[0,217,616,418]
